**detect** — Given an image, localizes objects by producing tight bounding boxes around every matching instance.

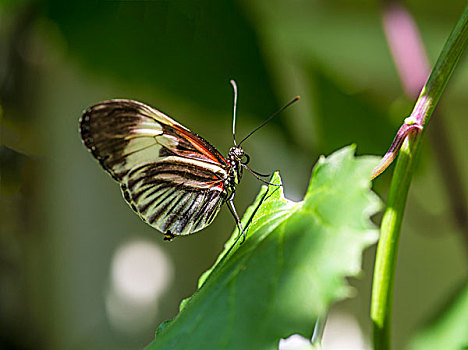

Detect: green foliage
[42,0,277,117]
[146,146,381,350]
[408,280,468,350]
[310,68,395,155]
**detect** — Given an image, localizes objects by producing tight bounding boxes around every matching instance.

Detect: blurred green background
[1,0,467,349]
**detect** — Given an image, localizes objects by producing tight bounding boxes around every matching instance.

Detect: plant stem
[382,0,468,255]
[371,5,468,350]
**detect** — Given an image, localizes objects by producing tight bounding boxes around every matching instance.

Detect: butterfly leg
[240,164,281,187]
[227,198,246,243]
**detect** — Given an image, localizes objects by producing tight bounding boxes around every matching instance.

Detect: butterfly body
[79,99,247,239]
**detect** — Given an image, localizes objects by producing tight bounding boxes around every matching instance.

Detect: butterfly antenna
[238,96,300,146]
[230,80,238,146]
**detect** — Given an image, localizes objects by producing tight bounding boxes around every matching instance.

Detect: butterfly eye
[241,154,250,165]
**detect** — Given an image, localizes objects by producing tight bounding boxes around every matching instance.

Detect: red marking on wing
[205,178,225,190]
[172,125,227,164]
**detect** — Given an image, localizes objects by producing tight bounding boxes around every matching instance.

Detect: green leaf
[146,145,381,350]
[42,0,278,118]
[408,280,468,350]
[309,68,396,156]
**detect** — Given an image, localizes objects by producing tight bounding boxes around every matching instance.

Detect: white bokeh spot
[105,238,173,333]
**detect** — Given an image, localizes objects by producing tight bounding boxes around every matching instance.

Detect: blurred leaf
[408,280,468,350]
[146,145,381,350]
[247,1,397,89]
[0,145,29,194]
[248,0,468,94]
[42,0,278,117]
[309,67,396,156]
[0,0,29,12]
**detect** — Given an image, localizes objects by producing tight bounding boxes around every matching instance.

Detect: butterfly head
[228,146,249,165]
[227,146,249,186]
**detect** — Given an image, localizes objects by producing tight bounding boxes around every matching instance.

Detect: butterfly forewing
[79,99,230,237]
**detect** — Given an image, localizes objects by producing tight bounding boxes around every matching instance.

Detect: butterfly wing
[79,99,230,236]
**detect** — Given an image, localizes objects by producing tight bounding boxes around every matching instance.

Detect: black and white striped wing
[123,159,228,236]
[79,99,230,236]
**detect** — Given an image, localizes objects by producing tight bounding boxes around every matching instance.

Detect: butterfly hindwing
[123,159,227,235]
[79,99,230,236]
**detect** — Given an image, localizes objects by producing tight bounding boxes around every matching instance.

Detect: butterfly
[79,81,299,241]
